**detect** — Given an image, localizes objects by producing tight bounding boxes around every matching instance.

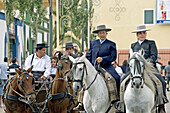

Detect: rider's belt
[31,71,45,74]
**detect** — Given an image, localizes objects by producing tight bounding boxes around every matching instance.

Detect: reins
[72,61,99,90]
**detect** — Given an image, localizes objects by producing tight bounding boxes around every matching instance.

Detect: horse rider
[121,25,168,113]
[24,43,51,88]
[74,25,121,112]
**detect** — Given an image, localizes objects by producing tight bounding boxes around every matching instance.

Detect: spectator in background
[112,61,123,76]
[165,61,170,91]
[7,57,20,76]
[62,42,78,58]
[120,60,128,73]
[73,44,78,55]
[0,57,8,107]
[84,48,88,54]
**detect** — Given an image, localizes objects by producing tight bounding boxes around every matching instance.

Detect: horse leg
[83,91,94,113]
[125,107,133,113]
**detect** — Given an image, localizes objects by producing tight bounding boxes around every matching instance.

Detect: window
[144,10,154,24]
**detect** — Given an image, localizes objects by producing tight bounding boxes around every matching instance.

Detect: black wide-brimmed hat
[62,42,76,48]
[36,43,48,49]
[92,25,112,33]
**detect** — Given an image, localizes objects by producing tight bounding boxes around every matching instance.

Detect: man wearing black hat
[62,42,78,58]
[25,43,51,81]
[86,25,120,90]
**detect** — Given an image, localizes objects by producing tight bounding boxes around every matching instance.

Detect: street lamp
[49,0,52,56]
[78,4,88,52]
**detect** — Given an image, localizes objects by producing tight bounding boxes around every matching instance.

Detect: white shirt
[137,38,144,45]
[0,62,8,80]
[99,39,106,44]
[50,67,57,75]
[115,66,123,76]
[24,53,51,77]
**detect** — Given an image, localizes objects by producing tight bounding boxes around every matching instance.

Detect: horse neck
[83,59,103,89]
[51,70,66,94]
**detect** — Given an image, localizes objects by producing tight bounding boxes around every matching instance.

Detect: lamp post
[49,0,52,56]
[82,28,84,52]
[80,6,87,52]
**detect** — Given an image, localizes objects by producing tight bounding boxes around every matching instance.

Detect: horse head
[57,55,72,81]
[69,54,87,92]
[15,66,36,103]
[129,49,146,89]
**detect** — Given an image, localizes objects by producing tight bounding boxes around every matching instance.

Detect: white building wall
[0,19,6,63]
[17,25,24,66]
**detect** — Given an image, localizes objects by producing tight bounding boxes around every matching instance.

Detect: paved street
[0,91,170,113]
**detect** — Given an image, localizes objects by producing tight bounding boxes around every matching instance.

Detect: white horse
[69,54,114,113]
[124,49,157,113]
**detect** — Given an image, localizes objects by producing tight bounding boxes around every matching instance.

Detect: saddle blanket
[100,69,119,102]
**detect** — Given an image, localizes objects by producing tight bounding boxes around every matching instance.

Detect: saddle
[98,68,119,102]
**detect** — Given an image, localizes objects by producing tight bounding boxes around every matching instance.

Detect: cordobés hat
[62,42,76,48]
[92,25,112,33]
[132,25,151,33]
[36,43,48,49]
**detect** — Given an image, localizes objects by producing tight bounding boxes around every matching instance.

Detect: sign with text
[157,0,170,24]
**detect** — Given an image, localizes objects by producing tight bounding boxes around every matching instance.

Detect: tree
[3,0,47,60]
[56,0,95,51]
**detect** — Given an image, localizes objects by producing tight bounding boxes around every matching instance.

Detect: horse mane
[135,54,157,94]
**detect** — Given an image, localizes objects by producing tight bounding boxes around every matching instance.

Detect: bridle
[57,59,72,79]
[71,61,98,90]
[129,57,144,88]
[71,62,87,88]
[17,70,36,96]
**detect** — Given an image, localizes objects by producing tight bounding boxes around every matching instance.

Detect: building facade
[0,12,24,65]
[92,0,170,65]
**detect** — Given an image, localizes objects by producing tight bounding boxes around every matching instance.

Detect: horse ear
[80,53,86,61]
[27,66,33,73]
[15,68,21,75]
[69,56,75,63]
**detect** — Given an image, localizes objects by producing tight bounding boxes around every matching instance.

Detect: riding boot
[158,104,166,113]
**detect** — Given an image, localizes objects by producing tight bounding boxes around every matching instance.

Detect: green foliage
[3,0,47,39]
[56,0,94,50]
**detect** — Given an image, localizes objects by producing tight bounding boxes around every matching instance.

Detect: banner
[157,0,170,24]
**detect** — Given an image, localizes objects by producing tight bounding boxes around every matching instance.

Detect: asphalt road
[0,91,170,113]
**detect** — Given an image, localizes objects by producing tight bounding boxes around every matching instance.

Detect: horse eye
[79,68,83,71]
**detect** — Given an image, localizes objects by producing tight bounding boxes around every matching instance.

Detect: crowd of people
[0,24,169,113]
